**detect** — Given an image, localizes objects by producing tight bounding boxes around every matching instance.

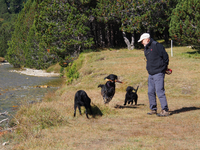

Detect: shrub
[66,63,79,84]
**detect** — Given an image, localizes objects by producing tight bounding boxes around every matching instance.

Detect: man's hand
[165,68,172,75]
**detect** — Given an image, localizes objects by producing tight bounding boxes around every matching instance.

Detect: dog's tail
[135,86,139,93]
[98,84,104,88]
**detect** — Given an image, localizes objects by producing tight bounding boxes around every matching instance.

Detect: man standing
[138,33,170,117]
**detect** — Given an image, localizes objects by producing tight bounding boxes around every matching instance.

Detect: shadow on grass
[186,50,200,55]
[91,104,103,118]
[114,104,145,109]
[170,107,200,115]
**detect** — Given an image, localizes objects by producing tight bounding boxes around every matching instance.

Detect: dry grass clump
[3,46,200,150]
[3,102,68,147]
[46,63,61,73]
[0,56,5,62]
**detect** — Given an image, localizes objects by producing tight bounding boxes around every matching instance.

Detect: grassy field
[2,46,200,150]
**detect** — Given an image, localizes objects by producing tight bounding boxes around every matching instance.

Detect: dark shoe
[157,110,170,117]
[147,110,157,115]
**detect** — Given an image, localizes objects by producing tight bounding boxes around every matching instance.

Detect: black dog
[124,86,139,105]
[74,90,92,119]
[98,74,122,104]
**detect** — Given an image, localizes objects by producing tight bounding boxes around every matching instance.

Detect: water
[0,63,64,120]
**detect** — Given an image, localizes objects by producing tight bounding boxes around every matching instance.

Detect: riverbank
[0,62,62,113]
[0,60,60,77]
[9,68,60,77]
[0,62,63,148]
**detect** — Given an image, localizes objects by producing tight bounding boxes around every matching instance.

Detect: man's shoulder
[152,40,157,46]
[152,40,164,48]
[150,39,158,46]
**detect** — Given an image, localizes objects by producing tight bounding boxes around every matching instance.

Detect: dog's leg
[78,105,82,115]
[124,100,127,105]
[131,101,133,105]
[74,105,77,117]
[89,105,93,115]
[85,107,89,119]
[135,98,138,105]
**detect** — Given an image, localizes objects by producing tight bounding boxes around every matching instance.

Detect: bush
[66,63,79,84]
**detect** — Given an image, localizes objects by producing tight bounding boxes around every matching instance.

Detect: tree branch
[0,118,9,124]
[0,111,8,116]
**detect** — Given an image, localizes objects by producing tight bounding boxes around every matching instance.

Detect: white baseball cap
[138,33,150,42]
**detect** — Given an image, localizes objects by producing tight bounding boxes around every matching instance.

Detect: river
[0,63,63,120]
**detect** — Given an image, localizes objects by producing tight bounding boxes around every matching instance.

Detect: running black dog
[74,90,92,119]
[98,74,123,104]
[124,86,139,105]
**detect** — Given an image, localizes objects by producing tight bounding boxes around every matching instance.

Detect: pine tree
[6,0,35,67]
[34,0,93,66]
[0,21,15,57]
[119,0,177,44]
[0,0,9,17]
[93,0,177,49]
[0,0,26,57]
[24,1,55,69]
[169,0,200,46]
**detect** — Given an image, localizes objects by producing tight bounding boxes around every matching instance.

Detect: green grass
[46,63,61,73]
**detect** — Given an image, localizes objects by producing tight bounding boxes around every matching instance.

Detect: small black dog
[98,74,122,104]
[74,90,92,119]
[124,86,139,105]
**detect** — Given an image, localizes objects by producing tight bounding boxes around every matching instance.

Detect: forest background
[0,0,199,70]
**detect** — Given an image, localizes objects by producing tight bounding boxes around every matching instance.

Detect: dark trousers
[148,73,169,111]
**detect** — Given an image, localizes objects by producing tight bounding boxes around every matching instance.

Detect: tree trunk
[113,24,116,47]
[164,27,169,44]
[109,24,114,47]
[95,22,98,46]
[131,33,135,50]
[101,23,106,48]
[122,32,134,50]
[90,22,96,46]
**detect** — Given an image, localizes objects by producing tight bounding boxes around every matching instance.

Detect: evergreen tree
[7,0,93,68]
[169,0,200,46]
[0,0,9,18]
[34,0,93,66]
[0,0,26,57]
[0,0,10,57]
[119,0,177,44]
[0,21,15,57]
[6,0,27,14]
[24,1,55,69]
[6,0,36,67]
[93,0,126,48]
[93,0,177,49]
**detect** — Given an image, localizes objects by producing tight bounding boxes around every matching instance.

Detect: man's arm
[157,43,169,66]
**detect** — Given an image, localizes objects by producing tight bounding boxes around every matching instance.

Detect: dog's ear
[104,74,123,83]
[104,75,115,82]
[105,74,118,80]
[113,75,118,81]
[126,87,129,91]
[104,75,111,80]
[126,86,132,91]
